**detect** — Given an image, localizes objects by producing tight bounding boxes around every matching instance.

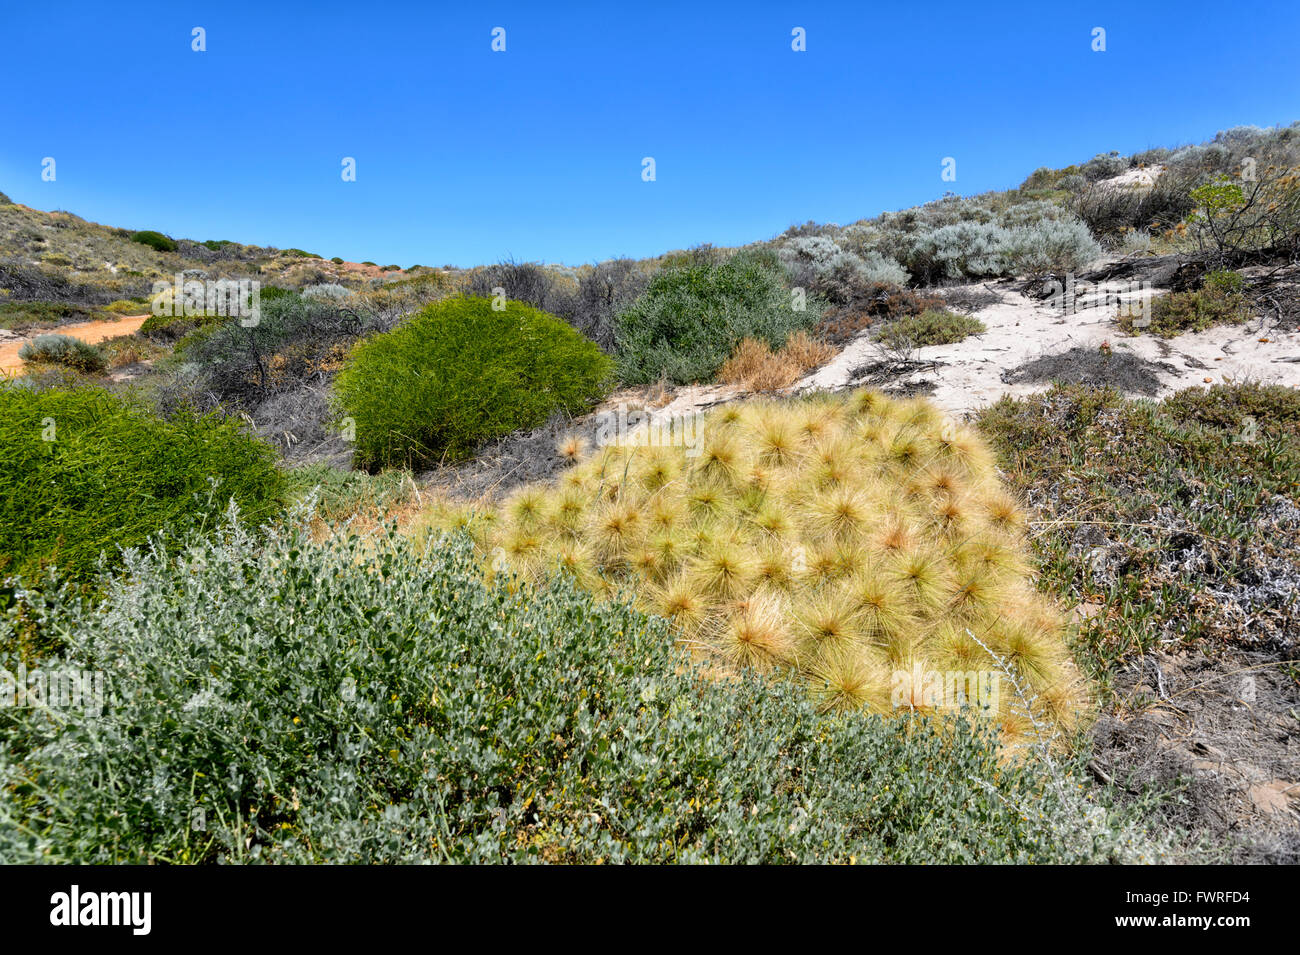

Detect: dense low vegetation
[0,517,1168,863]
[1119,270,1252,337]
[873,309,986,349]
[615,251,819,384]
[0,384,285,586]
[978,382,1300,683]
[17,333,106,373]
[335,295,614,470]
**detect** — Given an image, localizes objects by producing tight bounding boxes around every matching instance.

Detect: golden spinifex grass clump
[423,388,1086,741]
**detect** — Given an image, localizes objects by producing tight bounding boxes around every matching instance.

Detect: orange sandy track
[0,314,151,374]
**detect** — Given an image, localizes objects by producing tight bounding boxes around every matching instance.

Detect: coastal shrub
[903,219,1100,284]
[615,252,819,384]
[0,384,283,584]
[16,334,105,373]
[301,283,352,301]
[874,309,986,348]
[139,311,223,343]
[178,293,371,403]
[335,295,614,469]
[130,230,177,253]
[1120,272,1252,336]
[569,259,650,351]
[778,236,909,305]
[0,517,1166,863]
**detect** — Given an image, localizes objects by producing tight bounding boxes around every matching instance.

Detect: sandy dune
[799,279,1300,416]
[647,273,1300,422]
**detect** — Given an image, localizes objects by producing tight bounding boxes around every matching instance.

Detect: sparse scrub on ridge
[614,251,820,384]
[423,388,1087,744]
[874,309,985,349]
[17,333,106,373]
[833,196,1100,285]
[335,295,614,470]
[0,384,284,586]
[1069,123,1300,250]
[1185,169,1300,264]
[0,515,1169,863]
[0,299,103,332]
[463,258,652,352]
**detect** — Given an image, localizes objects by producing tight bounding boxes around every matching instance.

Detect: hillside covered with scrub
[2,123,1300,864]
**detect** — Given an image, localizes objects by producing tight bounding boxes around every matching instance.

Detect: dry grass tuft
[418,387,1086,744]
[718,331,836,392]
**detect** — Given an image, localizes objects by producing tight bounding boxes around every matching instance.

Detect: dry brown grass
[718,331,836,392]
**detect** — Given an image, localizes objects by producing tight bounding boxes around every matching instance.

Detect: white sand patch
[1093,164,1164,192]
[594,259,1300,424]
[796,278,1300,416]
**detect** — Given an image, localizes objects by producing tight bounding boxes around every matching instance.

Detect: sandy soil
[797,278,1300,415]
[637,274,1300,423]
[0,313,150,374]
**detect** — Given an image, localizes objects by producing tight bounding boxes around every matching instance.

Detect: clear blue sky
[2,0,1297,267]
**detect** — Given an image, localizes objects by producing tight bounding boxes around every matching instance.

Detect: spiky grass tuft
[418,387,1083,741]
[557,433,589,463]
[688,533,757,600]
[793,588,865,659]
[652,573,709,633]
[808,648,890,713]
[713,592,795,671]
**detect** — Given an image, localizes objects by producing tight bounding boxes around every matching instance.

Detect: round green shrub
[0,384,285,584]
[139,311,222,343]
[130,230,177,253]
[614,251,818,385]
[335,295,614,469]
[17,333,106,373]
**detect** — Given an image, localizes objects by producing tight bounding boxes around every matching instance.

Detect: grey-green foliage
[615,250,818,384]
[841,195,1100,284]
[17,333,105,373]
[300,283,352,301]
[778,235,909,289]
[903,218,1101,283]
[0,508,1170,863]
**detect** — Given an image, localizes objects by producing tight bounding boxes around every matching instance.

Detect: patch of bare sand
[795,279,1300,416]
